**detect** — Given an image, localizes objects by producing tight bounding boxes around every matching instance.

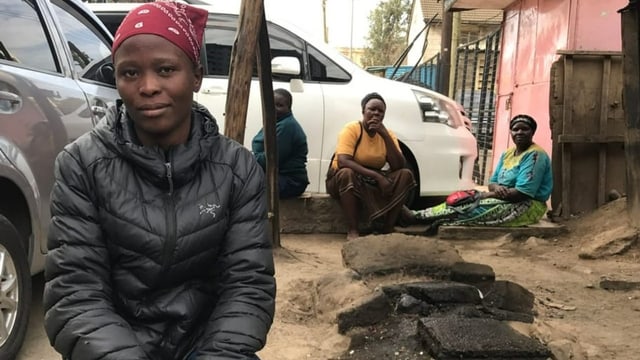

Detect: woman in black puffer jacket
[43,2,275,359]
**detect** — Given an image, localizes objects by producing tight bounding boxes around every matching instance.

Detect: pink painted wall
[491,0,626,176]
[571,0,625,51]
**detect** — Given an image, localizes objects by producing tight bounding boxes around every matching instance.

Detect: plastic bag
[445,189,480,207]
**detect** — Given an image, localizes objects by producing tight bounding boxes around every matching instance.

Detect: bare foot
[346,231,360,241]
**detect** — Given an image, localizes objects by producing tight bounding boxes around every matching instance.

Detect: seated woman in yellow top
[326,92,416,240]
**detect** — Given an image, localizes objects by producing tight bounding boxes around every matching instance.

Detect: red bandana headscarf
[112,0,208,65]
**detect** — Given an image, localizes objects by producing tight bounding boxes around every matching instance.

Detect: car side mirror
[271,56,300,76]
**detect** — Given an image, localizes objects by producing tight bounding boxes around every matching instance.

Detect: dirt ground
[258,197,640,360]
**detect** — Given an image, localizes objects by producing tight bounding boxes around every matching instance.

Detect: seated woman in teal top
[410,114,552,231]
[252,88,309,198]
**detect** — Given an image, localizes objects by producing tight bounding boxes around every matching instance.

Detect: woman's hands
[492,184,510,199]
[371,123,405,171]
[486,183,530,202]
[369,121,390,137]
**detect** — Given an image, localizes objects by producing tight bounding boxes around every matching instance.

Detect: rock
[405,281,482,305]
[341,233,463,277]
[578,225,638,259]
[524,236,547,248]
[396,293,425,314]
[599,279,640,291]
[547,339,588,360]
[336,290,393,334]
[314,270,372,321]
[450,262,495,294]
[608,189,622,202]
[482,280,535,315]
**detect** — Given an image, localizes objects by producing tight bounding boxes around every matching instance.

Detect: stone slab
[450,262,495,287]
[336,290,393,334]
[437,220,568,240]
[402,281,482,305]
[418,317,552,359]
[342,234,464,277]
[599,279,640,291]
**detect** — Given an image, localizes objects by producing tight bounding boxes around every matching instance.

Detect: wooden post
[620,1,640,228]
[225,0,280,246]
[439,2,453,95]
[561,55,573,219]
[256,8,280,247]
[448,12,460,98]
[224,0,263,143]
[322,0,329,43]
[597,56,612,207]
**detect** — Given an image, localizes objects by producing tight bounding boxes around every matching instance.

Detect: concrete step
[279,192,567,239]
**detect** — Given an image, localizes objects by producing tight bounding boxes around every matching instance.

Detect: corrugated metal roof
[420,0,503,24]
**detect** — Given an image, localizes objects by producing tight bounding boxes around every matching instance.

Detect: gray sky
[263,0,380,48]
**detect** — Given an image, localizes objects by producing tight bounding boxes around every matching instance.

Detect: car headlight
[412,90,460,128]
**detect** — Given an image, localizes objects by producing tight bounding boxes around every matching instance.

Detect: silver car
[0,0,117,357]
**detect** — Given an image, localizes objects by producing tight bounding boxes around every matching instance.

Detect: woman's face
[510,121,534,148]
[113,34,203,147]
[362,98,386,131]
[274,93,290,120]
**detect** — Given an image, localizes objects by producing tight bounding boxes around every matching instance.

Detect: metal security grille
[452,29,501,185]
[396,53,440,90]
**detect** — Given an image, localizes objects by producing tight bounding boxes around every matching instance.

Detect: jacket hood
[93,101,220,191]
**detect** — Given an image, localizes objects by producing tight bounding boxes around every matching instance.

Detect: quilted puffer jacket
[43,102,276,360]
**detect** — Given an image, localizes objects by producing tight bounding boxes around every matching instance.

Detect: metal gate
[452,29,501,185]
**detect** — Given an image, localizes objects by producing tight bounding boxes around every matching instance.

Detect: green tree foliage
[361,0,412,67]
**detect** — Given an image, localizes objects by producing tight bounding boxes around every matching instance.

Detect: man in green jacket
[252,88,309,198]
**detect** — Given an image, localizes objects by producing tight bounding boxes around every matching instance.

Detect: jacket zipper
[160,161,177,277]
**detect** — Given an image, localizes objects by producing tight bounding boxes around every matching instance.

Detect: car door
[303,44,354,193]
[197,14,325,192]
[0,0,102,255]
[50,0,118,142]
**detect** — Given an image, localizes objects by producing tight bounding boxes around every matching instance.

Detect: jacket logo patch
[198,203,221,218]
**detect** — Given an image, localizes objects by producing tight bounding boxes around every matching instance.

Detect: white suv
[89,2,477,203]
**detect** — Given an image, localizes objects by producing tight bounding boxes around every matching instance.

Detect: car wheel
[0,215,31,359]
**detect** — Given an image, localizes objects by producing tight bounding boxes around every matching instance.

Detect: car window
[204,14,236,76]
[94,12,123,35]
[51,0,112,85]
[0,0,58,73]
[204,14,304,81]
[268,23,304,81]
[307,45,351,83]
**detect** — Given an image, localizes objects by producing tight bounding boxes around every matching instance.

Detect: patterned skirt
[412,197,548,227]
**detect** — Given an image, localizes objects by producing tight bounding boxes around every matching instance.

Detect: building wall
[571,0,624,51]
[336,47,367,68]
[491,0,626,174]
[408,0,502,65]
